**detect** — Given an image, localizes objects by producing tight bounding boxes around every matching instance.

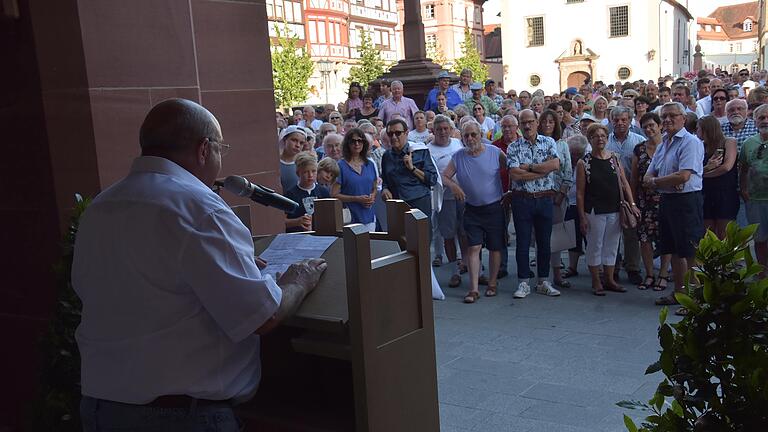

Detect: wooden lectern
[237,199,440,432]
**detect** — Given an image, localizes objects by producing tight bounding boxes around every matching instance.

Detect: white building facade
[500,0,694,94]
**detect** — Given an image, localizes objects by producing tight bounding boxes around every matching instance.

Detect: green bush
[619,222,768,431]
[26,194,90,431]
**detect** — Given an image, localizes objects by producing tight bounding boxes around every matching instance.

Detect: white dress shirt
[73,156,282,404]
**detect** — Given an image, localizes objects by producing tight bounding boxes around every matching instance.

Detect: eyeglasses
[473,107,484,111]
[386,130,405,138]
[713,96,727,102]
[350,138,366,145]
[330,116,342,120]
[463,132,479,138]
[740,73,749,76]
[208,138,230,156]
[577,101,586,105]
[758,143,767,159]
[660,113,682,119]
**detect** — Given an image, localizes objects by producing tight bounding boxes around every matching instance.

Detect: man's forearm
[256,283,308,335]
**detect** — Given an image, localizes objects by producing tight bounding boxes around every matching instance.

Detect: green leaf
[623,414,639,432]
[645,360,662,375]
[452,27,489,82]
[670,400,684,417]
[674,292,701,314]
[660,351,674,376]
[659,324,673,350]
[702,279,714,303]
[659,306,668,325]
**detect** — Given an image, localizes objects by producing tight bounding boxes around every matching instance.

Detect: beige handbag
[550,219,577,252]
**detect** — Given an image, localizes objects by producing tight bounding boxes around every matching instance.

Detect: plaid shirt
[722,119,758,152]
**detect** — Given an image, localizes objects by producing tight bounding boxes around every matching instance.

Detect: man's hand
[381,189,393,200]
[403,151,414,171]
[451,184,466,201]
[277,258,328,295]
[255,256,267,270]
[299,215,312,231]
[642,176,656,189]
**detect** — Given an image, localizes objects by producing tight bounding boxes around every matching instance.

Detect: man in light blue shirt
[644,102,704,315]
[607,106,646,284]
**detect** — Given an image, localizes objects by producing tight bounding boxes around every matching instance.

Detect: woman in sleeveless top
[631,113,672,291]
[576,123,639,295]
[698,115,739,239]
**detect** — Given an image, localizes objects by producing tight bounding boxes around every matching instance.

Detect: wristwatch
[527,164,534,172]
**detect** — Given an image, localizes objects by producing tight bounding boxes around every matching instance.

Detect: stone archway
[568,71,590,88]
[555,41,599,92]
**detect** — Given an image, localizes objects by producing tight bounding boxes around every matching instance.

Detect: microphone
[222,175,299,213]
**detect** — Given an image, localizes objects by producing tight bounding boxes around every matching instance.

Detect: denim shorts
[746,200,768,242]
[658,191,704,258]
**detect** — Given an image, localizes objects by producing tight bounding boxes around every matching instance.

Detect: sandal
[655,294,680,306]
[553,279,571,289]
[485,285,497,297]
[605,283,627,293]
[432,256,442,267]
[464,291,480,304]
[563,267,579,279]
[593,287,606,296]
[638,276,655,290]
[653,275,670,291]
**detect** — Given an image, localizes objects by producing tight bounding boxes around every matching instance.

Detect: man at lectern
[72,98,327,431]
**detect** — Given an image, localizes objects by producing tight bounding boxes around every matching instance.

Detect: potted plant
[619,222,768,431]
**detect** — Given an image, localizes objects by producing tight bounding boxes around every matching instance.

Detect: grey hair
[753,103,768,119]
[725,98,747,111]
[454,105,469,118]
[500,114,519,126]
[322,132,343,148]
[433,114,455,129]
[139,98,219,155]
[460,119,481,134]
[566,134,589,157]
[460,68,473,76]
[610,105,634,121]
[660,101,686,116]
[391,80,404,89]
[359,122,376,135]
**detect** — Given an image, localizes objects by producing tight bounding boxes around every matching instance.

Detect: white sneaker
[513,282,531,298]
[536,280,561,296]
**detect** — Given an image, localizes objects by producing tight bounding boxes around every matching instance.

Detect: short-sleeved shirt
[451,83,473,101]
[452,144,504,206]
[464,95,499,115]
[647,128,704,193]
[739,134,768,201]
[722,119,758,152]
[378,96,420,130]
[280,160,298,193]
[506,134,559,193]
[607,131,645,176]
[284,183,331,232]
[72,156,282,404]
[298,118,323,131]
[429,138,464,200]
[424,87,463,111]
[408,129,431,143]
[337,159,378,224]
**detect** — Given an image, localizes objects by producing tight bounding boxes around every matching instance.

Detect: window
[609,5,629,38]
[715,26,721,32]
[744,19,753,32]
[617,66,631,80]
[424,4,435,19]
[736,42,743,52]
[730,43,734,53]
[529,74,541,87]
[426,34,437,51]
[526,16,544,47]
[566,0,584,3]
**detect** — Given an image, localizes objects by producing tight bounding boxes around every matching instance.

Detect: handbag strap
[612,154,626,204]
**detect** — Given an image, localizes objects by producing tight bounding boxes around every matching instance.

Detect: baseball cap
[565,87,578,95]
[579,113,597,123]
[485,79,495,86]
[470,82,483,91]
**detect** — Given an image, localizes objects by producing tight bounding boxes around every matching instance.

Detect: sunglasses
[463,132,479,138]
[713,96,727,102]
[387,130,405,138]
[350,138,366,145]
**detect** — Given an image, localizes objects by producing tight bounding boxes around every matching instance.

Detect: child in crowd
[317,157,340,191]
[284,152,330,232]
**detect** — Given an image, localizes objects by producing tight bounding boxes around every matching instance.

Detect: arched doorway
[568,71,590,88]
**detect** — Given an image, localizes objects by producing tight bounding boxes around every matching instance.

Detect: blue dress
[337,159,377,224]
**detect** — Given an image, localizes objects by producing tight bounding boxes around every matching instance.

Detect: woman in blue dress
[331,128,378,231]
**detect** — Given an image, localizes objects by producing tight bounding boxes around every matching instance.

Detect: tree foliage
[619,222,768,431]
[271,23,314,109]
[426,39,448,67]
[346,31,388,87]
[453,27,489,83]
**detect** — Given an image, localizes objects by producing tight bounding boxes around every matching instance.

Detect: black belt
[510,190,556,199]
[146,395,232,409]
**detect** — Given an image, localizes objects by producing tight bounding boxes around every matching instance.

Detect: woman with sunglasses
[699,115,739,239]
[710,88,729,125]
[472,102,495,140]
[328,111,344,131]
[331,128,378,231]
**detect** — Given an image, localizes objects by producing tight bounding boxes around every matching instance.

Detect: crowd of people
[275,67,768,316]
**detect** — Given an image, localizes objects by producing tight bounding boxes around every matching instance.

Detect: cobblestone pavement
[431,247,680,432]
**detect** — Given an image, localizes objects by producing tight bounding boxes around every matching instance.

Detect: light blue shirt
[647,128,704,193]
[607,131,645,176]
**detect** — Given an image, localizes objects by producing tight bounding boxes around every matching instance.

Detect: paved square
[432,246,678,431]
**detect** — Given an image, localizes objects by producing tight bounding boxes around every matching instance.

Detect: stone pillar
[693,43,703,72]
[381,0,447,108]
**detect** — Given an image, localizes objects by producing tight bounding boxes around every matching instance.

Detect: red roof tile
[706,1,758,40]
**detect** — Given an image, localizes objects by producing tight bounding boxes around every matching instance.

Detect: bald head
[140,98,220,156]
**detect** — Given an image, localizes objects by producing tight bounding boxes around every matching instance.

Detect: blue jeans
[80,396,240,432]
[511,196,553,280]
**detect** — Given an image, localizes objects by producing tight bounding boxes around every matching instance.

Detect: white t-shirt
[73,156,282,404]
[408,129,431,143]
[428,138,463,199]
